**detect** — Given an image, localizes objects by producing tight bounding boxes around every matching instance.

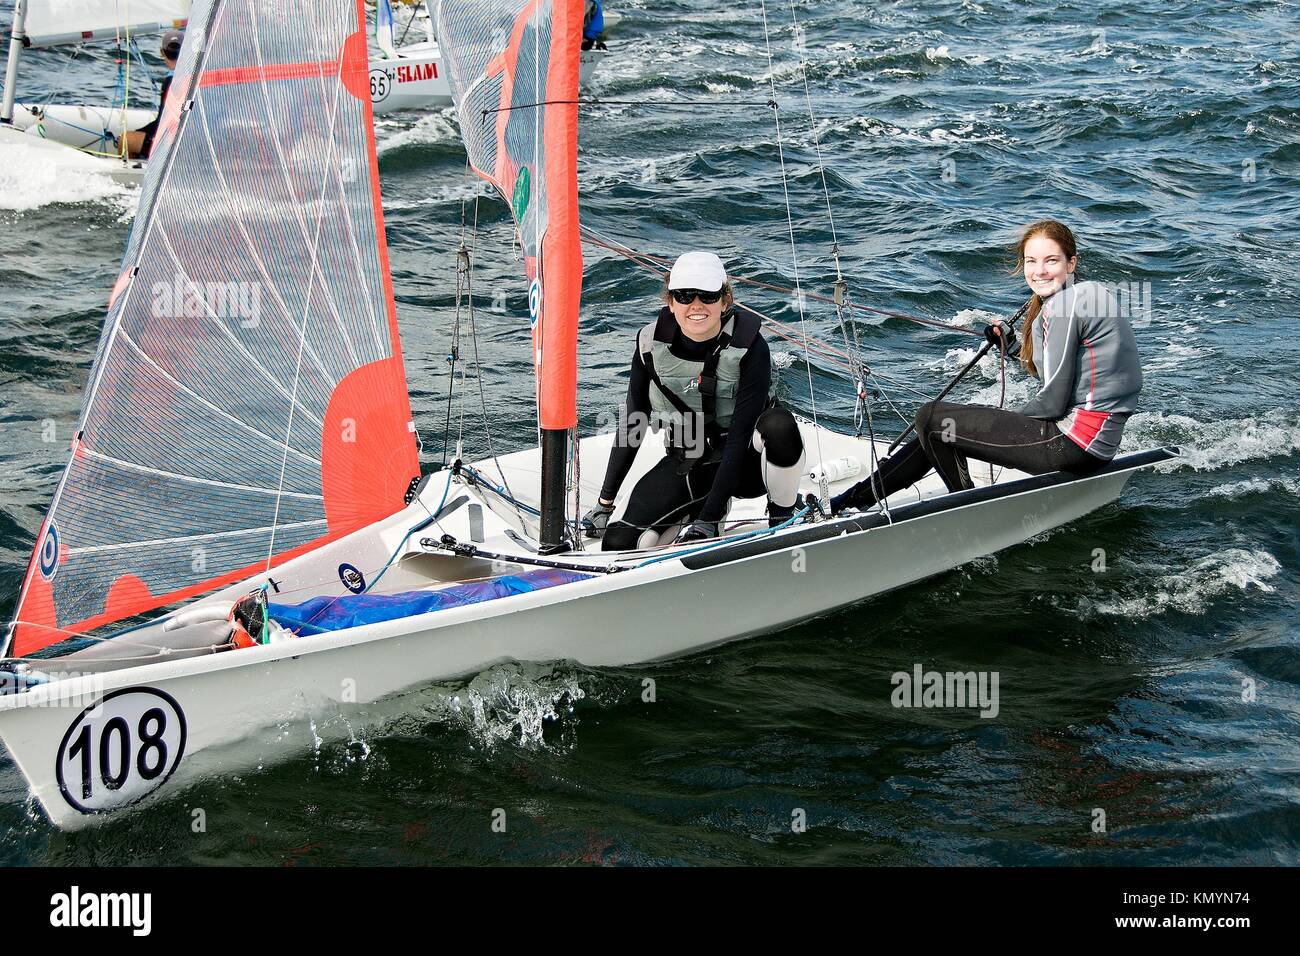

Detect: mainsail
[23,0,190,48]
[375,0,397,58]
[9,0,418,656]
[436,0,582,547]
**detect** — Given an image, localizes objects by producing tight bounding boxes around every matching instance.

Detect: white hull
[369,42,606,114]
[0,420,1174,829]
[0,122,147,185]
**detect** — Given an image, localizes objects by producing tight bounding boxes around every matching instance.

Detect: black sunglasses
[670,288,723,305]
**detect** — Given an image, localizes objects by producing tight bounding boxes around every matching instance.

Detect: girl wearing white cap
[582,251,806,550]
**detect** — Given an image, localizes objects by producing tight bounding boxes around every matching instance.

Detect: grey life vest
[637,306,763,456]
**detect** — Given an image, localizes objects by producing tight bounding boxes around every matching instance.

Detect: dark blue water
[1,0,1297,864]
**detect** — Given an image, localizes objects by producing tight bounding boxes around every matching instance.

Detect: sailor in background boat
[582,0,607,50]
[122,29,183,159]
[583,251,806,550]
[831,219,1144,514]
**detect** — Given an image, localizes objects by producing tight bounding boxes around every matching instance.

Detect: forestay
[8,0,418,656]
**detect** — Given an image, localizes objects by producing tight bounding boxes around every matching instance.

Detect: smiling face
[669,291,726,343]
[1022,234,1077,298]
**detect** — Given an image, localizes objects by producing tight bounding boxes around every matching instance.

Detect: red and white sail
[435,0,583,435]
[10,0,418,656]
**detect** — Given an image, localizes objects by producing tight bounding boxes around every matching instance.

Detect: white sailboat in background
[0,0,1173,830]
[0,0,614,190]
[367,0,609,115]
[0,0,189,184]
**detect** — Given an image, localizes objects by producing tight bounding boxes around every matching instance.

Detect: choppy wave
[1083,548,1282,619]
[1206,476,1300,500]
[375,110,461,156]
[1124,410,1300,472]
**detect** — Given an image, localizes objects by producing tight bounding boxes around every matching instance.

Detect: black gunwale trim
[679,446,1178,571]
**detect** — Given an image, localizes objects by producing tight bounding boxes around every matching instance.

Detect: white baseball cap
[668,251,727,292]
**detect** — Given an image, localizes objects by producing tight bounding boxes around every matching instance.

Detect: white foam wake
[1123,410,1300,472]
[1088,548,1281,619]
[433,662,588,750]
[375,110,460,156]
[0,140,136,212]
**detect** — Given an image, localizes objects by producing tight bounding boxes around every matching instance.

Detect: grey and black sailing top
[1018,278,1143,460]
[599,307,771,523]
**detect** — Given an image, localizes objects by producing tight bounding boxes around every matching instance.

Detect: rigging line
[780,11,873,436]
[2,620,197,658]
[580,226,981,336]
[397,0,417,47]
[479,96,779,117]
[465,255,526,529]
[735,299,857,371]
[860,360,892,525]
[443,158,475,466]
[266,28,349,572]
[442,242,463,463]
[786,0,842,283]
[758,0,824,472]
[459,188,475,463]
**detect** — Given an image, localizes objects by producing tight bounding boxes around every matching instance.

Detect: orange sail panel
[9,0,418,656]
[437,0,582,431]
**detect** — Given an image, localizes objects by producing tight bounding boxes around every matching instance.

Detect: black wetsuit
[832,399,1104,513]
[137,71,173,158]
[599,320,796,551]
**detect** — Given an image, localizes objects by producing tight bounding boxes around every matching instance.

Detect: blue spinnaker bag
[270,568,590,636]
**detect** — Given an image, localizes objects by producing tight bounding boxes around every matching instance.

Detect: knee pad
[753,405,804,467]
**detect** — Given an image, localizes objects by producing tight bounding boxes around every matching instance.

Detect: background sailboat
[1,0,190,183]
[367,0,609,116]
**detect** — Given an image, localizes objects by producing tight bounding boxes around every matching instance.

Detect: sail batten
[10,0,418,656]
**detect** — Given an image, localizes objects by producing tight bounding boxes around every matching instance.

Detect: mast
[436,0,584,555]
[0,0,28,125]
[539,429,567,552]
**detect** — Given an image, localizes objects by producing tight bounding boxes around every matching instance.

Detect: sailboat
[367,0,608,116]
[0,0,610,187]
[0,0,1174,830]
[0,0,189,184]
